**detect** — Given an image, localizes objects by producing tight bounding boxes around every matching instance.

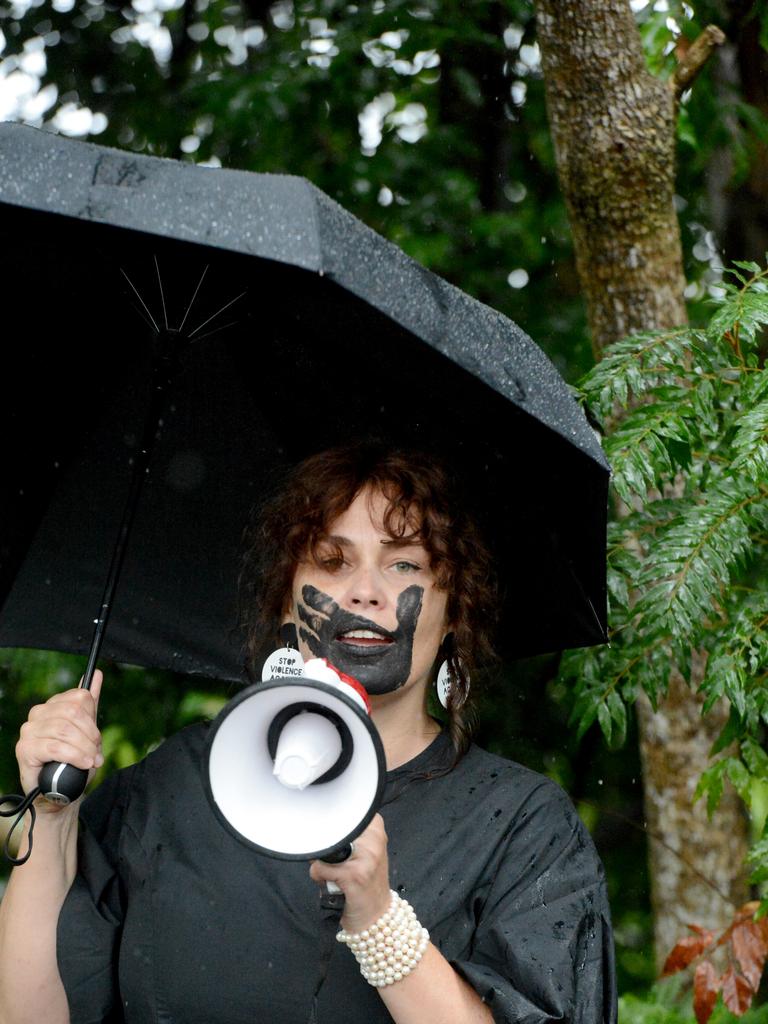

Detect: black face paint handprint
[297,583,424,695]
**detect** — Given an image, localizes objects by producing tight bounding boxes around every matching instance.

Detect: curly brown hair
[239,443,497,761]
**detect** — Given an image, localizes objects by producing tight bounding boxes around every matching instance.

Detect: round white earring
[261,623,305,681]
[436,659,469,709]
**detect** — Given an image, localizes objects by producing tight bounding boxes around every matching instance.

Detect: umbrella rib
[188,291,247,339]
[154,255,169,331]
[190,321,238,344]
[130,301,159,334]
[121,268,159,333]
[179,264,209,334]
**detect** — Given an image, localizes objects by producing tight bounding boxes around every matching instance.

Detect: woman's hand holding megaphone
[309,813,391,934]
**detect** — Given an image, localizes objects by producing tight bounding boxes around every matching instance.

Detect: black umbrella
[0,122,609,691]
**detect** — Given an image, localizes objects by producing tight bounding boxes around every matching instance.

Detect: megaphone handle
[320,881,345,911]
[319,843,352,910]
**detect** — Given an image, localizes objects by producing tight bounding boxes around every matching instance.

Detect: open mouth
[337,629,394,648]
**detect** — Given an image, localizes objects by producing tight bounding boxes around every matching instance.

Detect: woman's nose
[343,566,386,610]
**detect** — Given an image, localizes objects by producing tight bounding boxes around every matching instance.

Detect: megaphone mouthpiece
[272,711,343,790]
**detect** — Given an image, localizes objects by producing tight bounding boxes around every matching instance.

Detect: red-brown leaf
[693,961,720,1024]
[715,904,761,950]
[751,912,768,946]
[721,967,754,1017]
[662,931,717,976]
[731,920,768,992]
[733,902,761,926]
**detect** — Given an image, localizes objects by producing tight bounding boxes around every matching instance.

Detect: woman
[0,444,616,1024]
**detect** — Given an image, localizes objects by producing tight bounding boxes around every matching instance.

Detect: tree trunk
[635,672,749,963]
[535,0,686,354]
[534,0,749,969]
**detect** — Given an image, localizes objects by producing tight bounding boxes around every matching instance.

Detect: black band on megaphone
[266,702,353,785]
[320,843,352,863]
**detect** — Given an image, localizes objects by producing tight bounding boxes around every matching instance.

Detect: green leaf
[707,277,768,348]
[732,260,763,275]
[710,705,744,756]
[742,737,768,780]
[574,701,599,743]
[632,478,765,649]
[726,757,753,804]
[597,700,613,745]
[606,688,628,749]
[730,395,768,478]
[694,759,728,817]
[578,328,692,421]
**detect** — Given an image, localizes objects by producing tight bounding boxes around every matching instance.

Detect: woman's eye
[393,560,421,573]
[319,555,346,571]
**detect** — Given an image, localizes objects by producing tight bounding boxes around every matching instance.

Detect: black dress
[57,724,617,1023]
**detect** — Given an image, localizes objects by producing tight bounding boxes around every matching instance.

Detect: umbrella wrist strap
[0,788,41,866]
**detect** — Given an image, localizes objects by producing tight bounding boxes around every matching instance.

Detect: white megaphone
[204,658,385,863]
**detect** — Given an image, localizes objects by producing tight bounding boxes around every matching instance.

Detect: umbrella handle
[0,763,87,865]
[35,672,95,807]
[36,761,89,806]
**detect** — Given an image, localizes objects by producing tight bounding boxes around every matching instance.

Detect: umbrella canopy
[0,122,609,683]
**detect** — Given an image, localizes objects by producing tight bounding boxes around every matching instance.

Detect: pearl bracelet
[336,890,430,987]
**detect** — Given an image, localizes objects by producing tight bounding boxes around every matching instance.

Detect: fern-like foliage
[559,263,768,905]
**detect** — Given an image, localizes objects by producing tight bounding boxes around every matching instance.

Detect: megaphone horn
[204,675,385,862]
[268,702,353,789]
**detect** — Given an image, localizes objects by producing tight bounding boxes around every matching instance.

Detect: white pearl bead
[337,891,429,989]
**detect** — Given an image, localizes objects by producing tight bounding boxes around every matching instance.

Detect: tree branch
[672,25,726,98]
[579,798,736,908]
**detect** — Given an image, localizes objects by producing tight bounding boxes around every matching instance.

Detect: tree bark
[534,0,749,969]
[635,671,748,965]
[535,0,686,354]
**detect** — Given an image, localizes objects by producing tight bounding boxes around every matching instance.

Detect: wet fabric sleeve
[451,782,617,1024]
[57,764,138,1024]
